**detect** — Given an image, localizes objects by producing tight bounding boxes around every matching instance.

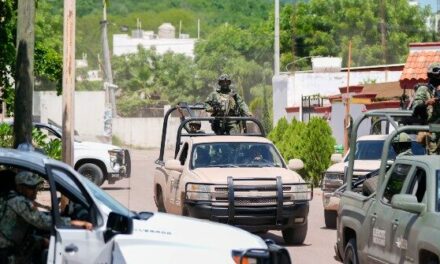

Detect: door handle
[65,244,79,254]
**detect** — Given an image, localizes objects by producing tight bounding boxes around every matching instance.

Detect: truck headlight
[289,184,310,201]
[186,184,211,201]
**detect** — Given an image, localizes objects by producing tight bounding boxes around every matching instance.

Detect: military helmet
[427,62,440,79]
[218,74,231,85]
[392,132,412,144]
[15,171,44,187]
[189,121,201,127]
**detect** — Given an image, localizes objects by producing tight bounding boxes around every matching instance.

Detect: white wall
[272,70,402,124]
[33,91,105,140]
[113,34,196,57]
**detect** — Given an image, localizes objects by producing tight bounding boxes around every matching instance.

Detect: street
[102,149,339,264]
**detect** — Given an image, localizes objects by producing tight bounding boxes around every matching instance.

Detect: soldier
[0,171,92,264]
[411,62,440,154]
[392,132,413,157]
[205,74,251,134]
[188,121,204,134]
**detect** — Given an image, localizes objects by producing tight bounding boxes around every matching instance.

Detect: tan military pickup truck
[153,104,313,245]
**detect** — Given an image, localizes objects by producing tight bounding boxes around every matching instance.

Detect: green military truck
[336,110,440,264]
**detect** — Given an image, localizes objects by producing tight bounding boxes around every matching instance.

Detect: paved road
[102,149,339,264]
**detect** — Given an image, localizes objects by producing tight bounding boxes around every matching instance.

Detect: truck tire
[282,223,308,245]
[78,163,104,186]
[324,210,337,229]
[344,238,359,264]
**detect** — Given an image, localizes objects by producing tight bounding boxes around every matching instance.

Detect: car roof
[188,135,272,144]
[0,148,69,175]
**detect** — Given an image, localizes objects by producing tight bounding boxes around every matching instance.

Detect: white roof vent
[158,23,175,39]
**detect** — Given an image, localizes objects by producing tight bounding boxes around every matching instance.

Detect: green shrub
[0,124,61,160]
[271,117,335,186]
[301,117,335,186]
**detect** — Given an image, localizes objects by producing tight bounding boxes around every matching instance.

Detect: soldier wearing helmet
[411,62,440,154]
[0,171,92,263]
[205,74,251,134]
[391,132,413,157]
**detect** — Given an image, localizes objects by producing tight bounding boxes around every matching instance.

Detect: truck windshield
[352,140,425,160]
[191,142,285,169]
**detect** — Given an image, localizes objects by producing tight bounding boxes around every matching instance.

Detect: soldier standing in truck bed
[205,74,251,134]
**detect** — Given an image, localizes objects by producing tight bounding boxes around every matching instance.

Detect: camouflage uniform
[411,63,440,154]
[0,172,69,264]
[205,74,251,134]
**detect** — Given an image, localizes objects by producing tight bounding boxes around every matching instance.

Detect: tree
[301,117,335,185]
[278,0,435,69]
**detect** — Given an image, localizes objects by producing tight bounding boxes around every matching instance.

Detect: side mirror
[165,159,183,172]
[104,212,133,243]
[288,159,304,171]
[391,194,425,214]
[331,154,343,164]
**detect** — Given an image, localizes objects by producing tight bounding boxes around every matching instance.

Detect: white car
[0,148,290,263]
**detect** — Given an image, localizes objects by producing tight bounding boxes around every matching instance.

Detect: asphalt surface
[102,149,339,264]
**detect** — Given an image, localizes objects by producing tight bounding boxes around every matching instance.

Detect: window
[51,168,99,227]
[179,143,189,165]
[191,142,285,169]
[407,168,426,203]
[382,164,411,204]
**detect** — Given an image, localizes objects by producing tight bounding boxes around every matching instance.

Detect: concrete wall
[112,117,182,149]
[33,91,105,141]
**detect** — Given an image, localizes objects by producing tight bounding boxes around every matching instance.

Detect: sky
[420,0,438,10]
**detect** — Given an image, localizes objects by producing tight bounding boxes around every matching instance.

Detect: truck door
[390,166,427,263]
[366,163,413,263]
[46,165,112,264]
[167,143,188,214]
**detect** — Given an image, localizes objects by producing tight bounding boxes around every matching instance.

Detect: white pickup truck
[34,122,131,186]
[0,148,290,263]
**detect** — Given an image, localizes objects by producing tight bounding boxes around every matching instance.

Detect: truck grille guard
[185,176,313,225]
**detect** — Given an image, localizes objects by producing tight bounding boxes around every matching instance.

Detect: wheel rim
[81,169,95,182]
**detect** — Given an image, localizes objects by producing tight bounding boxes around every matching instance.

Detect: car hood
[192,167,304,183]
[74,141,122,151]
[326,160,381,174]
[112,212,267,263]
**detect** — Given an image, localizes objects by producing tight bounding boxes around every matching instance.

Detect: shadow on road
[258,232,312,247]
[102,187,131,191]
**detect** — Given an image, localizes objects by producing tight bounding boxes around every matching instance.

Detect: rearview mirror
[288,159,304,171]
[104,212,133,243]
[391,194,425,214]
[331,154,343,164]
[165,159,184,172]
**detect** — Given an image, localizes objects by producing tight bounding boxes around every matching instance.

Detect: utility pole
[13,0,35,148]
[62,0,76,166]
[274,0,280,75]
[101,0,116,117]
[344,41,352,155]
